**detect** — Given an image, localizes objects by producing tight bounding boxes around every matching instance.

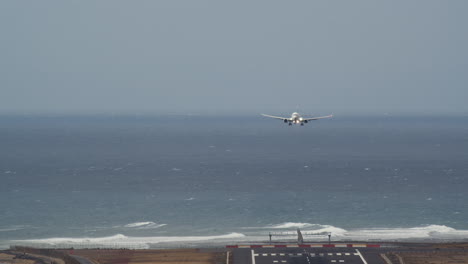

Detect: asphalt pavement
[231,247,386,264]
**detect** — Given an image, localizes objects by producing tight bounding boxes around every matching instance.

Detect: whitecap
[12,233,246,249]
[0,226,27,232]
[269,222,316,229]
[10,224,468,249]
[123,222,167,229]
[124,222,154,228]
[340,225,467,241]
[302,225,348,236]
[247,223,468,242]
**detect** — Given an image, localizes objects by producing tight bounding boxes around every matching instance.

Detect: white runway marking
[355,249,368,264]
[339,260,345,262]
[251,250,256,264]
[345,253,351,256]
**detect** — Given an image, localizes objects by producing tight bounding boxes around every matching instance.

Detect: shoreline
[4,240,468,250]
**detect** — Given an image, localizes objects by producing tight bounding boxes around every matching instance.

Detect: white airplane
[261,112,333,126]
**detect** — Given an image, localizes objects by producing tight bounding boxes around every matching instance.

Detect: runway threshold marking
[355,249,368,264]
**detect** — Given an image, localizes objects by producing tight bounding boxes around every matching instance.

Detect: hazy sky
[1,1,467,115]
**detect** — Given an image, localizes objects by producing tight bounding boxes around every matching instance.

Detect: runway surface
[231,247,386,264]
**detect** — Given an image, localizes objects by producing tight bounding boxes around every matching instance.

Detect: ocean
[1,115,467,249]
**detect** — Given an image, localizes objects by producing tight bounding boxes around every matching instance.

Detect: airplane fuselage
[285,112,307,125]
[261,112,332,126]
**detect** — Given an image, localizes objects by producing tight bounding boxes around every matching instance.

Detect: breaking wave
[270,222,316,229]
[262,223,347,236]
[262,223,468,241]
[0,225,30,232]
[7,224,468,249]
[11,233,246,249]
[346,225,467,240]
[123,221,167,229]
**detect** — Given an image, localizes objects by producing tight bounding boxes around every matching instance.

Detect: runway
[231,247,386,264]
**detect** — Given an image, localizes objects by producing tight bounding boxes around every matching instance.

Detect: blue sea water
[0,115,467,248]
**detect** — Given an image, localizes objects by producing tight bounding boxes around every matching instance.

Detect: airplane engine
[284,119,288,123]
[304,120,308,123]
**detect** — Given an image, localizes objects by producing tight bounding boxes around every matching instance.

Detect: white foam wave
[284,225,468,241]
[9,225,468,249]
[344,225,467,241]
[252,223,468,242]
[12,233,246,249]
[123,221,167,229]
[14,234,128,244]
[303,225,347,236]
[270,222,315,229]
[124,222,153,228]
[260,223,347,238]
[0,227,23,232]
[0,225,29,232]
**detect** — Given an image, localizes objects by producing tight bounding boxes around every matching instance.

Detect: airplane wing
[261,114,289,120]
[303,114,333,121]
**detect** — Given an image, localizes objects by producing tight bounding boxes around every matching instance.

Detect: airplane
[261,112,333,126]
